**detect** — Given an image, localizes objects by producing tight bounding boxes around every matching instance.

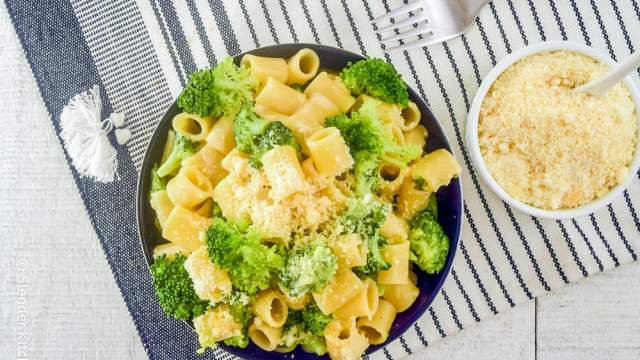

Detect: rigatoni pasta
[304,72,355,112]
[306,127,354,177]
[253,288,288,327]
[382,271,420,312]
[356,299,397,345]
[205,114,236,154]
[404,124,428,150]
[333,277,379,319]
[248,319,283,351]
[241,54,288,85]
[399,101,421,131]
[256,77,306,115]
[147,50,461,359]
[312,268,364,315]
[161,206,209,251]
[149,190,174,229]
[172,112,213,142]
[286,48,320,84]
[166,165,213,209]
[324,318,370,360]
[377,241,410,285]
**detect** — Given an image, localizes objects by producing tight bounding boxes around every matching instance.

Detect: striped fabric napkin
[6,0,639,358]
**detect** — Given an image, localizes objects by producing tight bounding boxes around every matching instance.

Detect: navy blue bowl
[137,43,463,359]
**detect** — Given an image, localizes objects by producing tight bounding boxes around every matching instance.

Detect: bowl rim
[135,42,464,359]
[466,40,640,220]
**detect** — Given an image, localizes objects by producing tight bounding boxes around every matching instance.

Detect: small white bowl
[466,41,640,219]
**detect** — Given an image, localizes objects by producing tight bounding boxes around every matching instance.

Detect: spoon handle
[574,51,640,96]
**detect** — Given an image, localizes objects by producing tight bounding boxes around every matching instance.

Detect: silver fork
[372,0,491,52]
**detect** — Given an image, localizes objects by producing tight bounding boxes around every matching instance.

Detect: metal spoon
[574,51,640,96]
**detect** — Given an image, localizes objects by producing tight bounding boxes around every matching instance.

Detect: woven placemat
[5,0,639,358]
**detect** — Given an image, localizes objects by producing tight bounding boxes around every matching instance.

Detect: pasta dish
[147,48,461,359]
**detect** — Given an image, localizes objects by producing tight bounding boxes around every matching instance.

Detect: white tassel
[115,128,132,145]
[108,112,126,128]
[59,85,118,183]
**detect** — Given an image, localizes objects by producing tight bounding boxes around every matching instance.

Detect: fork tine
[371,0,423,25]
[385,35,440,52]
[374,12,428,33]
[380,24,432,43]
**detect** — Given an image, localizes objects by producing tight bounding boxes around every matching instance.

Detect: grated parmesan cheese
[479,50,637,210]
[213,148,340,243]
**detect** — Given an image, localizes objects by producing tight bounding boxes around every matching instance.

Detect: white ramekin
[466,41,640,219]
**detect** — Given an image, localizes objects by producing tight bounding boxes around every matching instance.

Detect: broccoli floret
[339,195,391,277]
[232,103,270,153]
[279,240,337,297]
[352,100,420,167]
[224,333,249,348]
[156,134,198,177]
[301,304,332,336]
[223,302,252,348]
[300,335,328,355]
[249,121,301,168]
[150,254,209,320]
[326,98,420,194]
[228,303,252,326]
[178,57,257,118]
[284,310,304,331]
[149,164,167,195]
[205,218,284,295]
[281,305,331,352]
[340,58,409,107]
[285,305,332,336]
[232,105,301,167]
[352,153,382,195]
[408,208,449,274]
[218,294,253,349]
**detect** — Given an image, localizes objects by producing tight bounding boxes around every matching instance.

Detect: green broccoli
[177,57,258,118]
[156,134,198,177]
[300,335,327,355]
[284,304,331,337]
[301,304,332,336]
[352,100,421,167]
[232,103,270,153]
[339,195,392,277]
[149,164,167,195]
[352,153,382,195]
[340,58,409,107]
[150,254,209,320]
[279,240,338,297]
[249,121,301,168]
[408,208,449,274]
[284,310,304,331]
[279,304,331,354]
[205,218,284,295]
[223,334,249,348]
[326,98,420,194]
[232,105,301,168]
[223,302,252,348]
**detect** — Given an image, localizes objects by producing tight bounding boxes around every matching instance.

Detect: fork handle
[462,0,492,17]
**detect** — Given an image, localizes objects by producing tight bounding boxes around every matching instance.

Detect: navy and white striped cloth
[6,0,640,359]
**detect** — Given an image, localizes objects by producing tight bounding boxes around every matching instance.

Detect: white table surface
[1,3,639,359]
